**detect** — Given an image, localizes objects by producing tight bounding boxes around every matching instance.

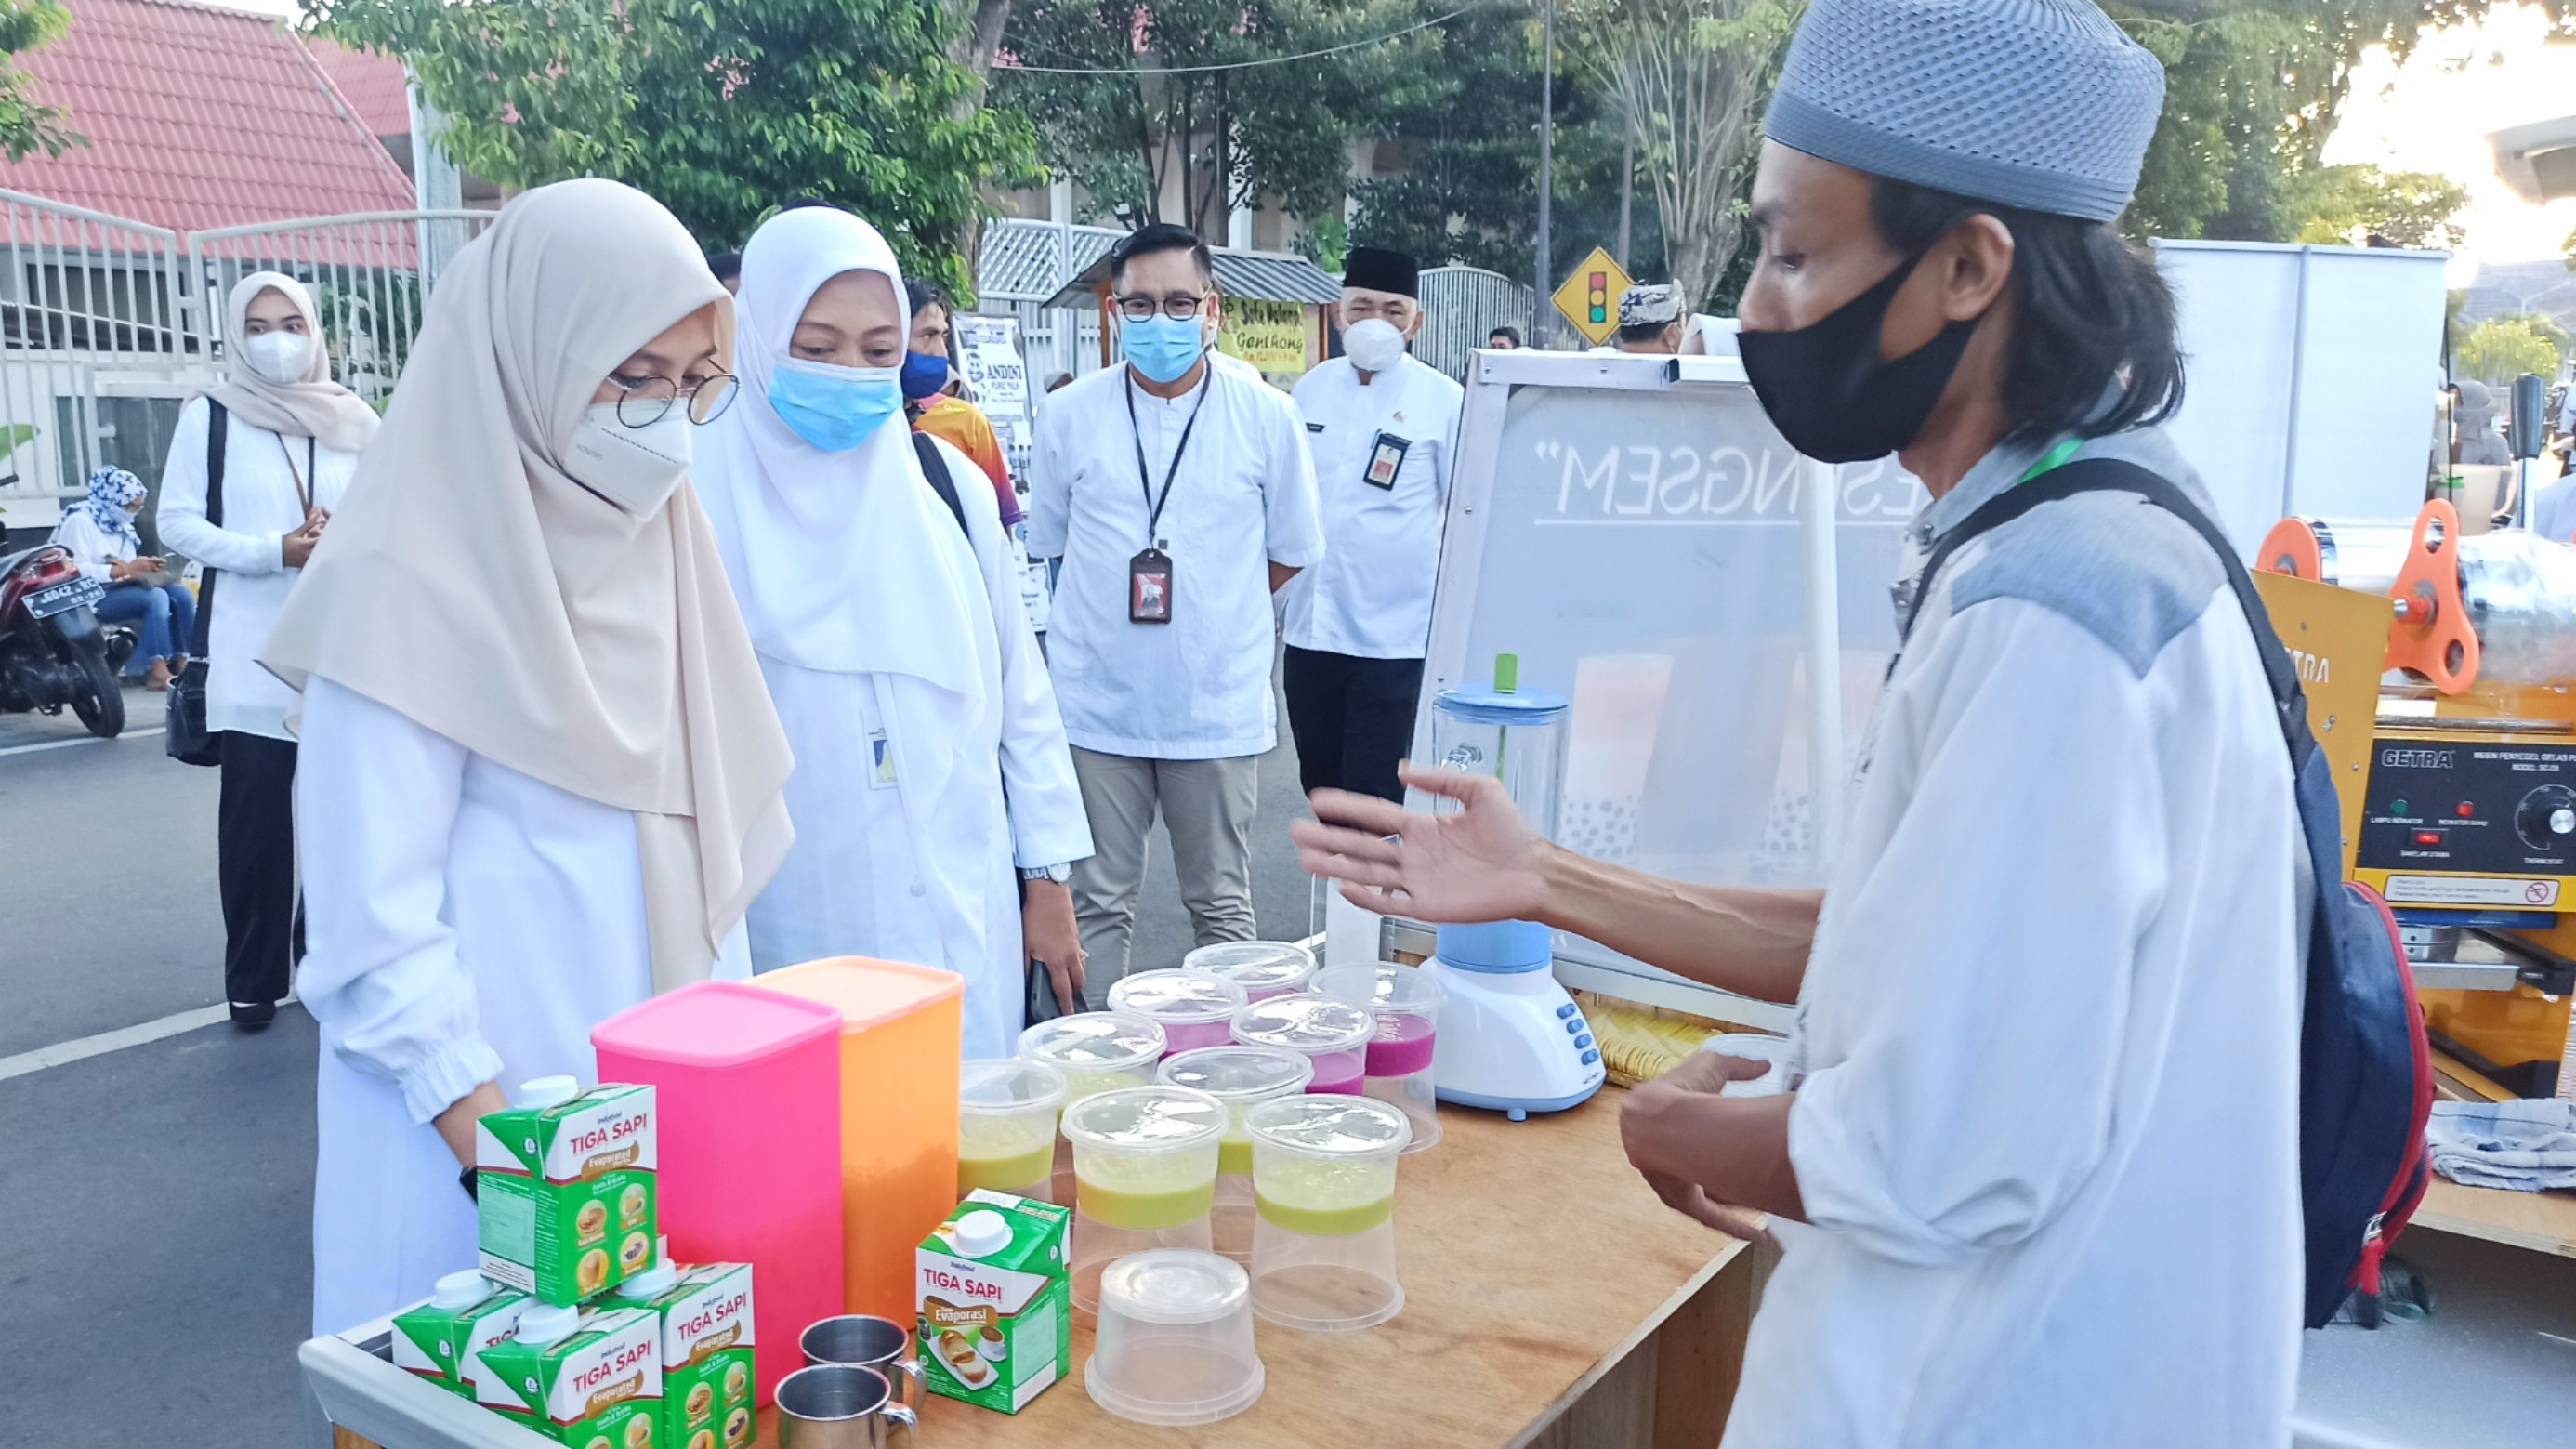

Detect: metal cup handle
[880,1399,919,1449]
[891,1352,926,1416]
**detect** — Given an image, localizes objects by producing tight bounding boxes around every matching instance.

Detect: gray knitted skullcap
[1763,0,2165,222]
[1618,283,1683,327]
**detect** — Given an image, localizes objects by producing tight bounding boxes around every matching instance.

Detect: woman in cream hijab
[269,178,793,1334]
[697,205,1089,1059]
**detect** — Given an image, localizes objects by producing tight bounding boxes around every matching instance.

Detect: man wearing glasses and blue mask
[1028,223,1324,996]
[1295,2,2306,1443]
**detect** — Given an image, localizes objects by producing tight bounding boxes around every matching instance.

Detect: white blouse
[157,397,360,741]
[48,508,137,583]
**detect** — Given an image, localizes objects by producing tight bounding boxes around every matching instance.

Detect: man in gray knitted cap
[1295,2,2305,1445]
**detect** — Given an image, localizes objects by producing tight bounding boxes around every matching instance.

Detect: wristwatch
[1019,863,1072,884]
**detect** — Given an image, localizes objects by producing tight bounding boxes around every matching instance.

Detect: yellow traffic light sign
[1550,246,1633,347]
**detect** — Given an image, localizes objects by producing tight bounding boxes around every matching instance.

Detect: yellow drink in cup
[960,1060,1067,1197]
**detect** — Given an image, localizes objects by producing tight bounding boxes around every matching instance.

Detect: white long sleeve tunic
[296,676,747,1335]
[1722,429,2304,1449]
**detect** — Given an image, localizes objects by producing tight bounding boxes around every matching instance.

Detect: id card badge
[868,727,898,788]
[1129,546,1174,625]
[1364,432,1411,490]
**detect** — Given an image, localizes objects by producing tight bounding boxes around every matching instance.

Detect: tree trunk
[946,0,1014,76]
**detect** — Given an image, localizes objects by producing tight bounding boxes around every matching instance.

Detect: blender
[1422,654,1605,1119]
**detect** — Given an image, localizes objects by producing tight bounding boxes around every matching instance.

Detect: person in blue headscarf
[52,465,195,689]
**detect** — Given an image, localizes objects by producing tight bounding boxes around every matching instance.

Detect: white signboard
[956,314,1032,454]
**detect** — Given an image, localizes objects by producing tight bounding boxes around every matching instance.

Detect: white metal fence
[190,209,492,406]
[1416,266,1536,382]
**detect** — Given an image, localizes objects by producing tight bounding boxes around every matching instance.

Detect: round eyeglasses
[610,371,739,428]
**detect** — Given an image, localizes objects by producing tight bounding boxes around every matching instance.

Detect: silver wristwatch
[1019,863,1072,884]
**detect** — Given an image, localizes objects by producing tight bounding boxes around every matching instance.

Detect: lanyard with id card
[1124,370,1212,625]
[1363,431,1411,491]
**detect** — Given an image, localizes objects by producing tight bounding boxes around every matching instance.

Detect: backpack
[1907,454,2435,1331]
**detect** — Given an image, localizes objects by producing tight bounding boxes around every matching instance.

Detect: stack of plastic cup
[1243,1094,1413,1331]
[1019,1012,1168,1198]
[1084,1250,1265,1427]
[1228,994,1375,1095]
[958,1059,1067,1202]
[1156,1046,1315,1262]
[1107,969,1248,1057]
[1182,941,1317,1003]
[1314,962,1445,1153]
[1060,1086,1228,1314]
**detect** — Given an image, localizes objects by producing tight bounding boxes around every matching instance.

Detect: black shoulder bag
[164,402,227,767]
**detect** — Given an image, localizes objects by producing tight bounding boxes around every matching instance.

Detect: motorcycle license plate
[24,577,103,619]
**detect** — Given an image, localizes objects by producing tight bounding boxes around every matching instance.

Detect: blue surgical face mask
[767,357,903,452]
[1120,315,1208,385]
[900,349,951,402]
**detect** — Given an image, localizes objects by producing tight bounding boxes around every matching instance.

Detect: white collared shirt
[1027,362,1324,759]
[1282,353,1462,659]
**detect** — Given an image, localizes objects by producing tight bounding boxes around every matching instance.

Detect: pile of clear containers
[1315,962,1446,1153]
[1227,994,1375,1096]
[1155,1046,1315,1262]
[1019,1011,1168,1201]
[1084,1249,1265,1426]
[1060,1085,1228,1312]
[1106,969,1248,1057]
[956,1059,1066,1200]
[1181,940,1318,1002]
[1244,1094,1413,1331]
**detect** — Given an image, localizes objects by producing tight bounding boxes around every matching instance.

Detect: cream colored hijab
[207,271,381,454]
[262,178,795,993]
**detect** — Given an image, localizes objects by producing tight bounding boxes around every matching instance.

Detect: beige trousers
[1068,745,1263,995]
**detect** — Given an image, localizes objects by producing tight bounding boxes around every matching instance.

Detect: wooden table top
[762,1086,1744,1448]
[2414,1175,2576,1258]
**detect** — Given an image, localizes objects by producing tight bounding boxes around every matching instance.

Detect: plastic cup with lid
[1156,1046,1315,1261]
[1059,1085,1228,1313]
[1107,969,1248,1057]
[1228,993,1374,1095]
[1243,1094,1413,1331]
[958,1059,1067,1201]
[1017,1013,1166,1107]
[1084,1250,1264,1427]
[1314,962,1446,1153]
[1182,941,1317,1002]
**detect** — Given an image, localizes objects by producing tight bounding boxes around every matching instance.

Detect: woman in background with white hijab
[697,206,1089,1059]
[267,179,794,1335]
[159,272,376,1028]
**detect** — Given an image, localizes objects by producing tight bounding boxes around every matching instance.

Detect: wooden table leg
[1651,1238,1766,1449]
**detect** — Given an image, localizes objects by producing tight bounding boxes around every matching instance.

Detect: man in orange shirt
[904,278,1023,527]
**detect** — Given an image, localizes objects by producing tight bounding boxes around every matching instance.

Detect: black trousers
[218,731,301,1007]
[1282,646,1425,804]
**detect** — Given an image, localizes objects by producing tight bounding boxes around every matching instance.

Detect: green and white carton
[477,1304,663,1448]
[619,1263,756,1449]
[478,1077,659,1305]
[915,1190,1070,1415]
[390,1271,527,1397]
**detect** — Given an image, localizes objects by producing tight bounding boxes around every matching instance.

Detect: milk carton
[390,1270,527,1397]
[618,1263,756,1449]
[476,1303,663,1448]
[478,1077,658,1305]
[915,1191,1070,1414]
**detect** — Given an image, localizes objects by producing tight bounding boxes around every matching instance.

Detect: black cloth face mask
[1737,246,1980,465]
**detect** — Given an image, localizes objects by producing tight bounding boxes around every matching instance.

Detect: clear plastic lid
[1182,941,1317,995]
[1060,1085,1228,1153]
[1019,1012,1166,1073]
[961,1058,1068,1115]
[1108,969,1248,1026]
[1157,1046,1315,1102]
[1228,994,1374,1055]
[1314,961,1443,1015]
[1097,1248,1251,1326]
[1245,1094,1413,1158]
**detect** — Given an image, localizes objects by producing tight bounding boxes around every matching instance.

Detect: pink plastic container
[592,981,845,1408]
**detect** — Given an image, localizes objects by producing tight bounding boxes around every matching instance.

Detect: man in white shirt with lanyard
[1027,223,1325,992]
[1282,245,1462,802]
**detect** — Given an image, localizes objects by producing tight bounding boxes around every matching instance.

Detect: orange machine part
[2385,499,2480,695]
[2257,517,2325,580]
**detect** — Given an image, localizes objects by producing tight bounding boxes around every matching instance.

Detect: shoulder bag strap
[911,428,970,536]
[191,401,230,659]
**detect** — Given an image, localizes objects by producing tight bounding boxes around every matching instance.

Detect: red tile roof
[303,33,412,142]
[0,0,414,235]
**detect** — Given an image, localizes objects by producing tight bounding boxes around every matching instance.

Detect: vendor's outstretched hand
[1291,765,1550,925]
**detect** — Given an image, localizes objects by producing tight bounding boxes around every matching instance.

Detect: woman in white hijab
[696,205,1090,1059]
[156,271,378,1029]
[268,179,794,1335]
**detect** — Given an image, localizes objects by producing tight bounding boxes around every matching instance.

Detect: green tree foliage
[310,0,1033,293]
[2455,316,2562,386]
[0,0,75,163]
[2290,164,2468,248]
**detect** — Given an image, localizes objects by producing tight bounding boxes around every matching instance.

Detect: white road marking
[0,724,164,758]
[0,993,296,1083]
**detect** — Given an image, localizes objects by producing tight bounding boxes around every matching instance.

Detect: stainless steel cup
[776,1363,918,1449]
[798,1314,924,1412]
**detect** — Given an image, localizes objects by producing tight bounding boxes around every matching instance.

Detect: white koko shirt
[1724,428,2305,1449]
[1282,352,1463,660]
[1027,362,1324,759]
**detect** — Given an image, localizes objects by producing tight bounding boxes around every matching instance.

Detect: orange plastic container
[748,957,964,1322]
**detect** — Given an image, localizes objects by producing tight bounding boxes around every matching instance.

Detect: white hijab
[696,206,985,701]
[262,178,795,994]
[207,271,381,454]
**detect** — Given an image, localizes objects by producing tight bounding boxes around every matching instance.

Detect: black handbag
[164,402,227,767]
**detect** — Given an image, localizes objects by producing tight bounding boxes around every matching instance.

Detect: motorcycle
[0,540,127,737]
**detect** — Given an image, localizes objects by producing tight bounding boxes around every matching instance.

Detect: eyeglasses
[1111,293,1209,322]
[608,371,740,428]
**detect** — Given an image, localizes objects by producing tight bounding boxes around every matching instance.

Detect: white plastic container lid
[515,1303,583,1348]
[1157,1046,1314,1102]
[613,1263,678,1300]
[1109,969,1248,1026]
[1246,1094,1413,1159]
[430,1270,491,1310]
[1098,1248,1251,1325]
[519,1074,581,1110]
[961,1058,1069,1114]
[1019,1012,1166,1073]
[1060,1085,1228,1153]
[1183,941,1317,995]
[953,1208,1013,1259]
[1229,994,1374,1056]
